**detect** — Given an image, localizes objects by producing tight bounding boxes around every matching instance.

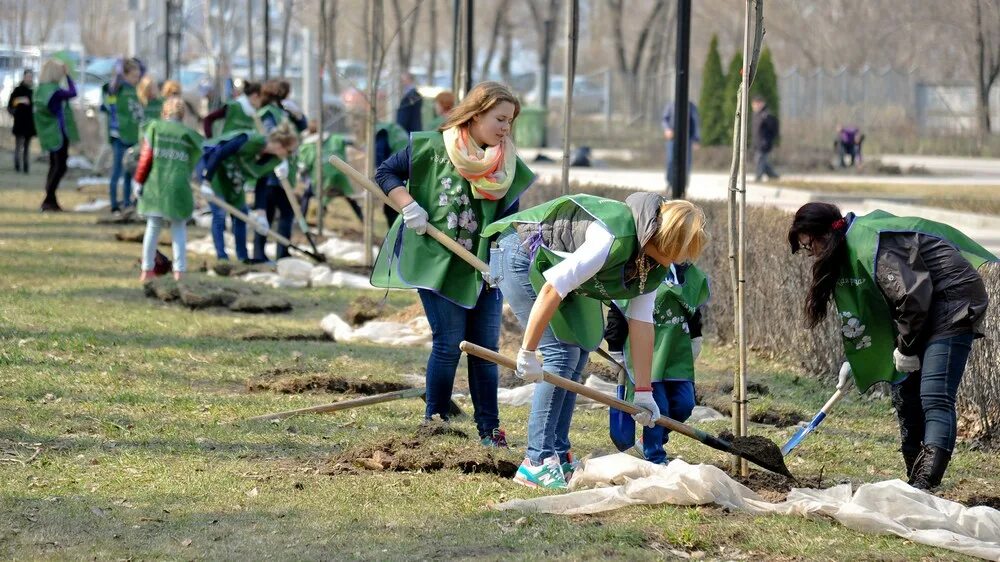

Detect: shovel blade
[780,412,826,456]
[609,383,636,451]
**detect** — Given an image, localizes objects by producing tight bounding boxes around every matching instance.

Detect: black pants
[14,135,30,173]
[383,204,399,228]
[301,183,364,223]
[253,179,294,261]
[43,138,68,208]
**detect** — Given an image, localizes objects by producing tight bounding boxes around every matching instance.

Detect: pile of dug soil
[114,229,170,245]
[143,277,292,313]
[345,296,385,326]
[719,430,793,480]
[247,370,410,395]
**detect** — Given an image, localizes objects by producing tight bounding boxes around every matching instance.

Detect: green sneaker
[513,456,567,489]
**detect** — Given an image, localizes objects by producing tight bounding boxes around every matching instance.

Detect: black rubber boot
[909,444,952,490]
[902,446,921,481]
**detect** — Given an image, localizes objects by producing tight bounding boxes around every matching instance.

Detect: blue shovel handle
[781,387,846,456]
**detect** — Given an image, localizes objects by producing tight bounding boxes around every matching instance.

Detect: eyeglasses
[799,237,816,255]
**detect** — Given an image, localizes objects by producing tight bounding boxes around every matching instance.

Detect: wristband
[634,386,652,392]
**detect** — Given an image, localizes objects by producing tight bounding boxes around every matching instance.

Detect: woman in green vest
[604,262,709,465]
[296,123,361,223]
[372,81,534,448]
[482,194,707,489]
[33,58,78,212]
[134,97,202,281]
[196,122,300,262]
[202,81,262,139]
[788,202,996,490]
[101,58,145,213]
[137,75,163,124]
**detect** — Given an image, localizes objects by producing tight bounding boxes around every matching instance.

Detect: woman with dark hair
[788,202,996,490]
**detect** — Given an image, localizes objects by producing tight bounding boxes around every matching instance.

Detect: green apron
[836,211,998,392]
[371,131,534,308]
[483,195,670,350]
[33,82,79,152]
[297,133,352,197]
[206,130,278,207]
[257,103,300,187]
[220,98,257,137]
[105,82,143,145]
[137,119,203,221]
[621,264,709,385]
[143,98,164,123]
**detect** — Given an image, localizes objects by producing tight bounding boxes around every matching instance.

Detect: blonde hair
[39,59,66,83]
[160,79,182,98]
[267,121,299,150]
[439,81,520,131]
[161,96,185,120]
[651,200,708,263]
[137,75,158,105]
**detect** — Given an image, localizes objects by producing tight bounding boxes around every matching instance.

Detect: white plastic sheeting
[73,198,111,212]
[320,312,432,347]
[496,454,1000,561]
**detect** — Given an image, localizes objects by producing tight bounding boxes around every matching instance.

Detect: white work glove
[893,348,921,373]
[608,350,625,369]
[199,181,214,198]
[274,160,289,180]
[691,337,703,361]
[515,348,544,383]
[281,99,303,116]
[837,361,853,390]
[482,272,497,288]
[631,390,661,428]
[401,201,429,235]
[254,211,269,234]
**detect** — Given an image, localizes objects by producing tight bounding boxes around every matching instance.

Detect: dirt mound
[247,371,410,395]
[961,494,1000,510]
[324,430,520,477]
[750,407,806,428]
[345,296,385,326]
[144,277,292,313]
[698,381,770,397]
[415,419,470,440]
[115,229,170,245]
[242,333,332,342]
[385,303,425,323]
[718,430,793,480]
[229,294,294,313]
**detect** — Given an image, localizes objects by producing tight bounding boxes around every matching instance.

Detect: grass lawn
[1,166,997,561]
[771,179,1000,216]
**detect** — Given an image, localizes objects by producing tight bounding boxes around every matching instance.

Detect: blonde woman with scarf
[372,82,535,447]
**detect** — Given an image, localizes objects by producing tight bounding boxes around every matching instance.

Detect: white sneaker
[513,455,567,490]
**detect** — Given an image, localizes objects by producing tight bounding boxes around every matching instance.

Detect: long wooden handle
[197,186,295,248]
[247,387,426,422]
[328,155,490,274]
[277,174,312,233]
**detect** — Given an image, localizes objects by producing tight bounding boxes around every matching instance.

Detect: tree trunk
[499,10,513,85]
[428,0,438,83]
[279,0,294,77]
[479,3,506,81]
[326,0,340,93]
[391,0,422,75]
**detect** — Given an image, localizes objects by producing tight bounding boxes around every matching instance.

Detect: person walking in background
[134,97,202,282]
[428,91,455,131]
[7,68,35,174]
[32,59,78,212]
[662,101,700,192]
[102,58,145,213]
[751,95,780,182]
[395,72,422,134]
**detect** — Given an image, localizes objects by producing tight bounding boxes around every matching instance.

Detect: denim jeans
[494,231,590,464]
[665,140,693,190]
[418,287,502,438]
[642,380,695,464]
[754,149,779,180]
[253,180,294,261]
[209,202,249,261]
[109,138,134,210]
[142,217,188,272]
[891,333,975,453]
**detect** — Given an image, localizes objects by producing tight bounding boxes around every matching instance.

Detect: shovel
[196,185,328,263]
[593,348,636,452]
[461,341,795,479]
[276,173,324,259]
[780,386,847,456]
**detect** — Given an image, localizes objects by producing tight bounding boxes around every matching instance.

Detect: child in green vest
[134,97,203,281]
[101,57,145,213]
[296,121,361,223]
[604,263,709,464]
[372,82,535,448]
[788,202,996,491]
[202,81,262,138]
[137,75,163,124]
[33,58,78,212]
[482,194,708,490]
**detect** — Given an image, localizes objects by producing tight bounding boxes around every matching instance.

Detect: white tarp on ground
[496,454,1000,561]
[320,312,432,347]
[75,175,107,187]
[73,198,111,212]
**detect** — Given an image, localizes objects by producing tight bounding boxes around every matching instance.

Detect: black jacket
[396,86,423,133]
[7,82,35,137]
[752,106,778,153]
[604,264,704,353]
[873,230,990,356]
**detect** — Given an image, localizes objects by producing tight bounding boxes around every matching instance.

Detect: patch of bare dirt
[247,370,410,395]
[115,229,170,245]
[241,333,332,342]
[143,277,292,313]
[750,408,807,428]
[345,296,385,326]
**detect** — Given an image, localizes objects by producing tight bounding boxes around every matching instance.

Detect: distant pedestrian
[7,68,35,174]
[427,91,454,131]
[662,101,700,191]
[101,58,145,213]
[395,72,423,133]
[751,95,779,181]
[32,59,78,212]
[835,124,864,168]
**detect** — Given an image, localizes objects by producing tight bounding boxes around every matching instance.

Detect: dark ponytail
[787,202,849,327]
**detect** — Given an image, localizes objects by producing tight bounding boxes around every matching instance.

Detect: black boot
[902,446,921,481]
[909,444,952,490]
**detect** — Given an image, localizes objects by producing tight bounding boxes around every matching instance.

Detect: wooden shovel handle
[328,155,490,274]
[247,387,427,422]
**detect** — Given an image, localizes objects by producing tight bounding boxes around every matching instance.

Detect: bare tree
[606,0,667,118]
[325,0,341,93]
[525,0,560,110]
[478,2,507,81]
[279,0,295,77]
[427,0,437,83]
[81,0,130,55]
[499,7,513,85]
[971,0,1000,138]
[390,0,422,74]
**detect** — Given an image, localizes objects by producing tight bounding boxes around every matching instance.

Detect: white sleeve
[623,290,656,323]
[542,222,615,298]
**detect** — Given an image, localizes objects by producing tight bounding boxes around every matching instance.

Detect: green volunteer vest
[298,133,352,197]
[482,195,671,350]
[258,103,301,187]
[427,115,446,132]
[143,98,164,122]
[377,122,409,153]
[836,211,998,392]
[105,82,143,145]
[371,131,534,308]
[621,265,709,385]
[207,130,277,207]
[220,99,257,136]
[137,119,203,221]
[33,82,79,152]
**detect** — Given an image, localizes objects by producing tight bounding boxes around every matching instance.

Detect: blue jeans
[142,217,188,272]
[253,180,294,261]
[494,232,590,464]
[109,138,134,210]
[418,287,502,438]
[642,380,695,464]
[209,202,249,261]
[891,333,975,453]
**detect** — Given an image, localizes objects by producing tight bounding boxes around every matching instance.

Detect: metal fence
[779,66,916,129]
